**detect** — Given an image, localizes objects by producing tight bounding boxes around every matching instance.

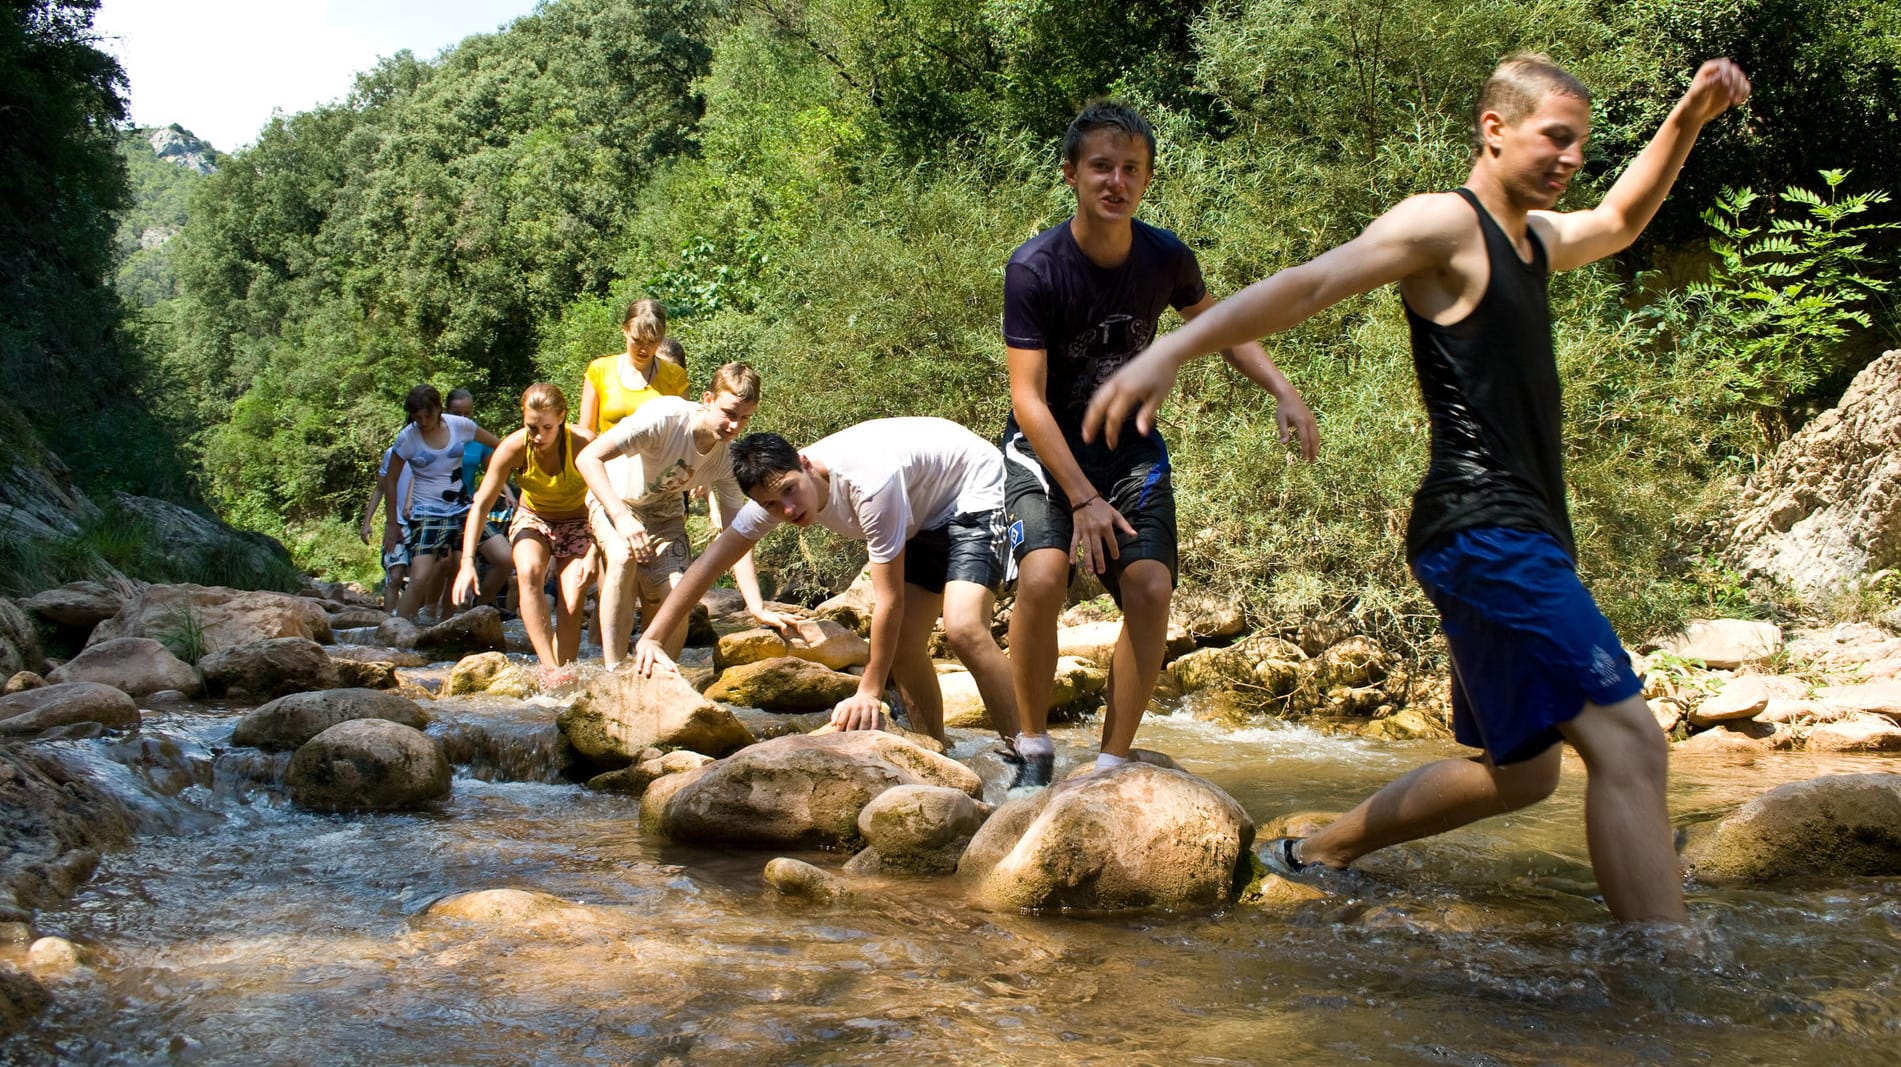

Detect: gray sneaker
[1259,836,1313,878]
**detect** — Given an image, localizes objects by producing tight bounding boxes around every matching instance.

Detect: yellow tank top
[585,354,689,434]
[517,427,588,515]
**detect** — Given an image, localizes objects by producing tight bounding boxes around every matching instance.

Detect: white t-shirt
[729,417,1005,564]
[391,413,478,518]
[596,396,747,523]
[376,447,415,531]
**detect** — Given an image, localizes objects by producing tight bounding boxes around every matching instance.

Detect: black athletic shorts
[902,509,1009,595]
[1001,428,1178,605]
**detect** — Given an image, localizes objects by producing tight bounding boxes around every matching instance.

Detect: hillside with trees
[22,0,1901,650]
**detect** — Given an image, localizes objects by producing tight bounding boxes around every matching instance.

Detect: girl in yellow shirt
[455,383,596,679]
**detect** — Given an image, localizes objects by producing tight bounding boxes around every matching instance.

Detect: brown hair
[1472,53,1591,156]
[709,361,761,403]
[656,337,686,369]
[621,298,667,344]
[403,384,442,418]
[520,382,568,417]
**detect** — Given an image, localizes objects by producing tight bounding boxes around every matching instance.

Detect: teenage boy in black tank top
[1083,56,1751,923]
[1002,101,1319,786]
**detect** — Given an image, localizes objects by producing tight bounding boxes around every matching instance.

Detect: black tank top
[1402,187,1574,562]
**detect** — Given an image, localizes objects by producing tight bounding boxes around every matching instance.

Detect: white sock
[1014,732,1054,758]
[1095,752,1129,771]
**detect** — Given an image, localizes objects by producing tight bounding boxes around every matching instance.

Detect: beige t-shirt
[595,396,746,524]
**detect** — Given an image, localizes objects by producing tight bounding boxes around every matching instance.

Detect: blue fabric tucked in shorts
[1411,526,1643,766]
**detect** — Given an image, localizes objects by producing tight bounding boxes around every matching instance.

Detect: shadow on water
[4,695,1898,1065]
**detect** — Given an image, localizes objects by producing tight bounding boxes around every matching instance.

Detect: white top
[596,396,747,523]
[730,417,1005,563]
[391,413,478,518]
[377,447,416,530]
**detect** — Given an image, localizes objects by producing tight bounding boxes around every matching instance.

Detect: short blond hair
[1472,53,1591,156]
[709,361,761,403]
[520,382,568,417]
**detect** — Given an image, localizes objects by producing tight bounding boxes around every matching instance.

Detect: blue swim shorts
[1411,526,1644,766]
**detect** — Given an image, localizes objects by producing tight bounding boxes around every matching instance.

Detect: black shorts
[902,509,1009,595]
[1002,429,1178,605]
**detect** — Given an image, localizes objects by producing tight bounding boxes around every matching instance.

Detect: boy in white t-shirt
[381,384,500,621]
[632,417,1024,748]
[575,362,786,666]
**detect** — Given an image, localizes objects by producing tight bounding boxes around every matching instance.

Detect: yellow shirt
[517,427,588,515]
[584,353,688,435]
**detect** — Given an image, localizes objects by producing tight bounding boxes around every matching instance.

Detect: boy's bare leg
[942,580,1020,739]
[553,555,590,665]
[1099,558,1172,758]
[1556,694,1687,922]
[888,584,947,742]
[1006,548,1069,737]
[1297,745,1563,866]
[596,539,637,667]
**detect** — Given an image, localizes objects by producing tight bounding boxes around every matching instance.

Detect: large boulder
[285,719,451,812]
[1722,349,1901,592]
[557,668,754,764]
[941,656,1105,730]
[87,583,331,651]
[1683,773,1901,883]
[850,784,990,874]
[1805,715,1901,752]
[649,732,981,850]
[704,656,861,711]
[1689,674,1809,726]
[1171,633,1307,694]
[198,637,340,700]
[230,689,429,751]
[1812,681,1901,720]
[1652,619,1783,671]
[416,607,506,656]
[0,601,43,679]
[958,762,1254,912]
[48,637,200,698]
[445,652,535,698]
[374,616,423,649]
[1171,591,1248,644]
[716,618,869,671]
[0,682,138,738]
[0,745,134,918]
[20,581,122,633]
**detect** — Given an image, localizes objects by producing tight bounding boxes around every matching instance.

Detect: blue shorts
[1411,527,1643,766]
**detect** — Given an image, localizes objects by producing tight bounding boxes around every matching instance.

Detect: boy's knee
[1116,560,1173,613]
[942,614,997,659]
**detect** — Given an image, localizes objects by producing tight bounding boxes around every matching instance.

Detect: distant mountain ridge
[143,123,218,175]
[115,125,219,306]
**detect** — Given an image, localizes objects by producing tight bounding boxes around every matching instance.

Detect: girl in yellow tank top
[454,383,597,679]
[579,298,689,435]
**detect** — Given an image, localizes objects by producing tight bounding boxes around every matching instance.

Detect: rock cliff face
[1723,350,1901,592]
[146,124,217,176]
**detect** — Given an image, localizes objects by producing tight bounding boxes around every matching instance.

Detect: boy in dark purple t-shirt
[1000,100,1318,787]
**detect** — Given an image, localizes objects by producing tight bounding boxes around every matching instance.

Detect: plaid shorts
[406,513,466,559]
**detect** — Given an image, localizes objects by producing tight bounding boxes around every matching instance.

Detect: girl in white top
[575,362,787,666]
[381,384,499,621]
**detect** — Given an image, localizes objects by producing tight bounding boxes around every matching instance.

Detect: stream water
[4,669,1898,1066]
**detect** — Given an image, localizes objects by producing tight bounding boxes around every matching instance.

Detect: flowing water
[5,670,1899,1066]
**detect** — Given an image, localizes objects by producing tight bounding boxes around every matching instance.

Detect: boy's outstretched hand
[1081,351,1180,450]
[1682,58,1751,125]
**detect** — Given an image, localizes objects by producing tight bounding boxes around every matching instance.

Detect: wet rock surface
[652,731,980,850]
[231,688,430,751]
[0,683,138,739]
[959,761,1253,912]
[199,637,340,700]
[558,669,754,765]
[47,637,201,698]
[88,583,332,650]
[286,719,452,812]
[703,656,861,711]
[1684,773,1901,884]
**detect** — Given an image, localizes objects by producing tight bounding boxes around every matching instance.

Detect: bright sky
[94,0,543,151]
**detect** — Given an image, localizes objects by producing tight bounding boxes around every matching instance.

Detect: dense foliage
[128,0,1901,644]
